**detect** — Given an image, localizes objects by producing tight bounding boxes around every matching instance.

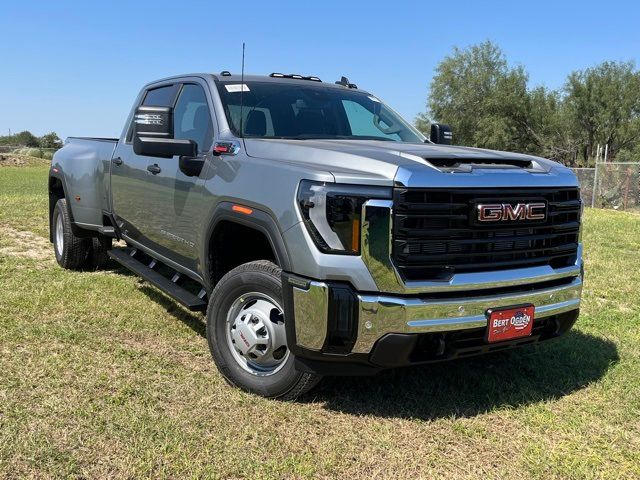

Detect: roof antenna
[239,42,246,141]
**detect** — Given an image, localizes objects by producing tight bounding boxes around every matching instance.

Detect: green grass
[1,165,639,479]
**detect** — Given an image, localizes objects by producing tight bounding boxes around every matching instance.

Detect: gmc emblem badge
[476,202,547,222]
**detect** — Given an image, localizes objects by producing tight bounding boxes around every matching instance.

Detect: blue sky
[1,0,639,139]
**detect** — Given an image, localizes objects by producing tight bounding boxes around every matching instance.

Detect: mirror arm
[179,154,206,177]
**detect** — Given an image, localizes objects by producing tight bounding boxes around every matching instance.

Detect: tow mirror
[133,105,197,158]
[430,123,453,145]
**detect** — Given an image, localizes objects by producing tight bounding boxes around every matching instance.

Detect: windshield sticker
[225,84,250,93]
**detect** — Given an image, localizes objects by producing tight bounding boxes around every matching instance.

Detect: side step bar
[108,249,207,311]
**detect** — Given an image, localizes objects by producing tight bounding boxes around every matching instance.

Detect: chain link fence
[572,162,640,212]
[573,168,596,207]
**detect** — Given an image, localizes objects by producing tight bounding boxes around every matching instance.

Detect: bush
[12,147,44,158]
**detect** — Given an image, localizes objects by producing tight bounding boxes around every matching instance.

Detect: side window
[173,84,214,152]
[142,84,180,106]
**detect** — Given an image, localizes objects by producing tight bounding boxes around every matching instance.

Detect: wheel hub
[226,293,289,376]
[230,310,270,358]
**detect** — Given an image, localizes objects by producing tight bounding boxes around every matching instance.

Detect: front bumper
[282,273,582,374]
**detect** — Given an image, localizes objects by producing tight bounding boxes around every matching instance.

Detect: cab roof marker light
[268,73,322,82]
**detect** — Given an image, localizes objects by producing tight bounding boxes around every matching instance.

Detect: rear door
[140,81,215,270]
[111,83,181,245]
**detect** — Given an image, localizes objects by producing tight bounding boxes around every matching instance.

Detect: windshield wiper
[340,135,396,142]
[260,134,398,141]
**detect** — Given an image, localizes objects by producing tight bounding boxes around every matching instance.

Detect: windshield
[215,80,425,143]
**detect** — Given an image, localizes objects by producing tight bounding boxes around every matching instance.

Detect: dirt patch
[0,226,52,261]
[0,154,50,167]
[0,154,26,166]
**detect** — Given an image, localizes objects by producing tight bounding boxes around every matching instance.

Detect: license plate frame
[486,304,535,343]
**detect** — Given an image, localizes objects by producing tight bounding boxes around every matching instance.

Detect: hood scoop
[423,156,547,173]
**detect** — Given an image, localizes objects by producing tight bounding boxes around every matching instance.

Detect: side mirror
[134,136,197,158]
[430,123,453,145]
[133,106,198,158]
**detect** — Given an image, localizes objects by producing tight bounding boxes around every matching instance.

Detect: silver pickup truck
[50,72,583,399]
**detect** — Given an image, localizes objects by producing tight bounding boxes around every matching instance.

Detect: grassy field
[1,162,639,479]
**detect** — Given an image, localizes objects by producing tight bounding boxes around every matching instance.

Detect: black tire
[52,198,90,270]
[206,260,321,400]
[86,234,112,269]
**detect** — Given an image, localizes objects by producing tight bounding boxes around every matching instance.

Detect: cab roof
[211,73,365,92]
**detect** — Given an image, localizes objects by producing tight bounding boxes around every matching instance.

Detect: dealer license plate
[486,305,535,343]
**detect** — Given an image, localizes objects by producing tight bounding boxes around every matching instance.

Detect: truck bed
[52,137,119,228]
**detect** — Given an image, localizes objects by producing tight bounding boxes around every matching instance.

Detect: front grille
[393,187,581,281]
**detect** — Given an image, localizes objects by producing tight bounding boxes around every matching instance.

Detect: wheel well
[48,176,65,242]
[208,220,277,286]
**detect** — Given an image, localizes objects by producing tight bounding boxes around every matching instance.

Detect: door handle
[112,157,123,166]
[147,164,161,175]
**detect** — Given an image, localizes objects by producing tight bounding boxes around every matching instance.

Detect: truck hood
[244,139,578,188]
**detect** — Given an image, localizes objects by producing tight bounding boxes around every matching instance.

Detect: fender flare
[201,202,292,291]
[48,169,93,241]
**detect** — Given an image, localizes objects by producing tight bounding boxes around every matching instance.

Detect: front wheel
[206,260,320,399]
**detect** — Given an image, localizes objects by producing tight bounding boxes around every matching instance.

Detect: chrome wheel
[226,292,289,376]
[55,213,64,257]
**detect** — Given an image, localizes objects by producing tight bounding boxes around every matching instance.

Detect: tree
[414,113,431,137]
[424,41,538,152]
[39,132,63,149]
[416,42,640,166]
[564,61,640,163]
[13,130,40,147]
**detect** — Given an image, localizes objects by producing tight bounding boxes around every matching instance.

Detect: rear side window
[142,84,180,107]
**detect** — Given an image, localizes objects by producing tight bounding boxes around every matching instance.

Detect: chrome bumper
[287,275,582,355]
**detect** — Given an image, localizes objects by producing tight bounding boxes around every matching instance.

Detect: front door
[141,82,214,271]
[111,83,181,245]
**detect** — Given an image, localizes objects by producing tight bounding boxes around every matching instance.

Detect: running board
[108,249,207,311]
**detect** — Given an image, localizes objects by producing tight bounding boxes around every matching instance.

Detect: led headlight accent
[297,180,392,255]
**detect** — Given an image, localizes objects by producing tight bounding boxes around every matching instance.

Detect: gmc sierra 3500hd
[50,72,583,399]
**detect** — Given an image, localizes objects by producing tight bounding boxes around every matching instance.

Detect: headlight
[297,180,392,255]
